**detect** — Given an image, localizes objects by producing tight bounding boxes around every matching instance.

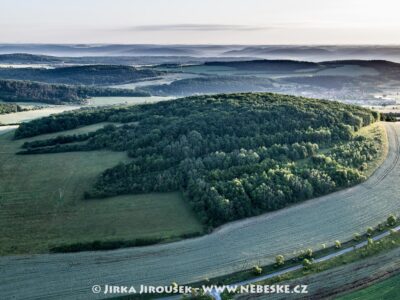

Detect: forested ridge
[0,79,149,104]
[0,65,162,86]
[203,60,321,71]
[16,93,381,227]
[142,76,275,96]
[0,53,60,63]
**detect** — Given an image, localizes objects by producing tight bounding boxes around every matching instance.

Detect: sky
[0,0,400,44]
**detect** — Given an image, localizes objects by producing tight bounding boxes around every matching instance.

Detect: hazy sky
[1,0,400,44]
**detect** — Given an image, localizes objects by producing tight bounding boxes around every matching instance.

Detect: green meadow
[0,125,203,255]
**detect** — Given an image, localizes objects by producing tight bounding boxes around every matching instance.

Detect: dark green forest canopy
[0,79,149,105]
[203,60,321,71]
[141,76,275,96]
[16,93,381,227]
[0,65,162,86]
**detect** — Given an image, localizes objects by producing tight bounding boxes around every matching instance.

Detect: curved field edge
[0,126,203,256]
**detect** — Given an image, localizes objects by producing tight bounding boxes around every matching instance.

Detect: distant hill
[146,59,400,97]
[321,60,400,76]
[0,53,256,66]
[221,46,400,62]
[281,75,365,89]
[204,60,321,71]
[160,59,400,75]
[0,79,149,104]
[2,44,400,62]
[0,65,162,86]
[223,46,332,58]
[119,47,199,56]
[0,44,229,57]
[0,53,61,64]
[142,76,275,96]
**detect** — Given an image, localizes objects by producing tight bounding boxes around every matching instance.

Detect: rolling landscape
[1,1,400,299]
[1,67,399,299]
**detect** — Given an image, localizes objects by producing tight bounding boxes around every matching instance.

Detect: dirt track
[1,123,400,300]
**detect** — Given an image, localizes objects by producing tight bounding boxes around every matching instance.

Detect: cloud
[128,24,269,32]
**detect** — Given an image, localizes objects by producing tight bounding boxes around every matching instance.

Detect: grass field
[0,125,203,255]
[87,96,173,106]
[337,273,400,300]
[0,105,79,124]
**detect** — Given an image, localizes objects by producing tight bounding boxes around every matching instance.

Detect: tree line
[0,103,24,115]
[0,64,162,86]
[0,79,149,105]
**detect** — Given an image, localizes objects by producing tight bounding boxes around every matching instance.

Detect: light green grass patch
[87,96,173,106]
[355,122,388,177]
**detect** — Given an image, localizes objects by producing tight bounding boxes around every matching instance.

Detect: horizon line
[2,43,400,46]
